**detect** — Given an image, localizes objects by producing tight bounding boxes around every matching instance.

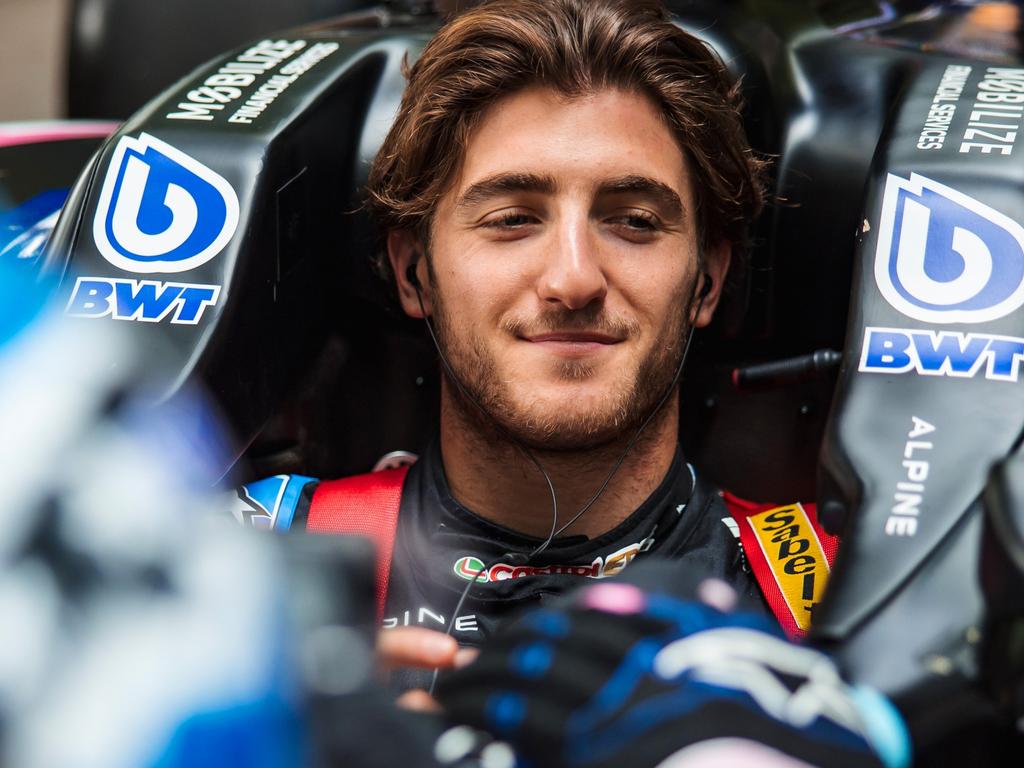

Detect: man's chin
[514,428,624,453]
[495,405,634,453]
[485,380,638,450]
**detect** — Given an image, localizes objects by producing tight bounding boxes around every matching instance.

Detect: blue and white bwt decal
[66,277,220,324]
[860,326,1024,381]
[862,174,1024,382]
[874,173,1024,324]
[232,475,316,532]
[93,133,239,274]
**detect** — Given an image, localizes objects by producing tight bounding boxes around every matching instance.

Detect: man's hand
[435,561,909,768]
[378,626,460,670]
[377,627,478,712]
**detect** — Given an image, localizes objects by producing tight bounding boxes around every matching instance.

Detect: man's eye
[615,212,657,230]
[608,211,660,239]
[483,212,534,228]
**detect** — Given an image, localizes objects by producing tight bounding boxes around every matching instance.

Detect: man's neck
[438,391,681,540]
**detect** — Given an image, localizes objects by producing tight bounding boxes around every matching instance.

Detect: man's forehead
[444,86,694,208]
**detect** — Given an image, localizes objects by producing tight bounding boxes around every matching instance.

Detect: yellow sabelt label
[747,504,830,632]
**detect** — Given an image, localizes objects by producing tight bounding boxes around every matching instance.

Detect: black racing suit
[231,446,909,768]
[233,440,765,690]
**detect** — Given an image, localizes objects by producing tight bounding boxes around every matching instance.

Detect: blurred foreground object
[0,264,302,767]
[0,266,437,768]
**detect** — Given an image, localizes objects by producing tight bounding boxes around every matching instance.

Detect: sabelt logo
[746,505,829,633]
[453,536,654,583]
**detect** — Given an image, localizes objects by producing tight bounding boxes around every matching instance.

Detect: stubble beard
[429,274,695,454]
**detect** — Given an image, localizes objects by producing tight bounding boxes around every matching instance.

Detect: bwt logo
[860,326,1024,382]
[874,173,1024,324]
[67,277,220,325]
[93,133,239,273]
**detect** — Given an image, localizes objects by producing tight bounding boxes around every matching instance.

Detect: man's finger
[378,627,459,669]
[396,688,443,713]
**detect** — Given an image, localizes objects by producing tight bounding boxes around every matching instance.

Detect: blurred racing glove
[0,265,441,768]
[435,560,910,768]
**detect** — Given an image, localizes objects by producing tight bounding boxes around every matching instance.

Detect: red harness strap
[306,466,410,621]
[722,493,839,641]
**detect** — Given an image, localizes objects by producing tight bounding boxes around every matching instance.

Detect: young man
[235,0,802,689]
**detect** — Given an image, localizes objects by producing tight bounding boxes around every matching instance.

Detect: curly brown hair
[366,0,766,280]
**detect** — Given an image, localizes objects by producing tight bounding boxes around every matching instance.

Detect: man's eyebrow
[455,172,558,210]
[598,175,685,221]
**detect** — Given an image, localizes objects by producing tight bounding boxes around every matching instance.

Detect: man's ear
[387,229,432,318]
[691,240,731,328]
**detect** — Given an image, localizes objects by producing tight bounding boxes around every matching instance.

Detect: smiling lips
[522,331,623,356]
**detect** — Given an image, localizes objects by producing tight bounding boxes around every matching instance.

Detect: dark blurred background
[0,0,67,120]
[0,0,379,121]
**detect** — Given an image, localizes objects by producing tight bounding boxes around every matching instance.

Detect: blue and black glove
[435,560,910,768]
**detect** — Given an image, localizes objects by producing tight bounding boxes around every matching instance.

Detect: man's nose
[536,218,607,310]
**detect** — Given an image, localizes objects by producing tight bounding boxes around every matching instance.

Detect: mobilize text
[66,277,220,325]
[165,39,339,125]
[960,67,1024,155]
[166,39,306,122]
[917,66,1024,153]
[228,42,339,124]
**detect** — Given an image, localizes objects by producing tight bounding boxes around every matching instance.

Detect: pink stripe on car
[0,121,117,149]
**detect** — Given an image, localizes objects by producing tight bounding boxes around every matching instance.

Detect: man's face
[394,86,727,451]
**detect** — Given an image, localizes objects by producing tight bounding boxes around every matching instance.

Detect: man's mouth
[520,331,624,356]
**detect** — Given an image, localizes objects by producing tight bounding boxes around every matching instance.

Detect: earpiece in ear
[699,272,713,300]
[406,259,421,290]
